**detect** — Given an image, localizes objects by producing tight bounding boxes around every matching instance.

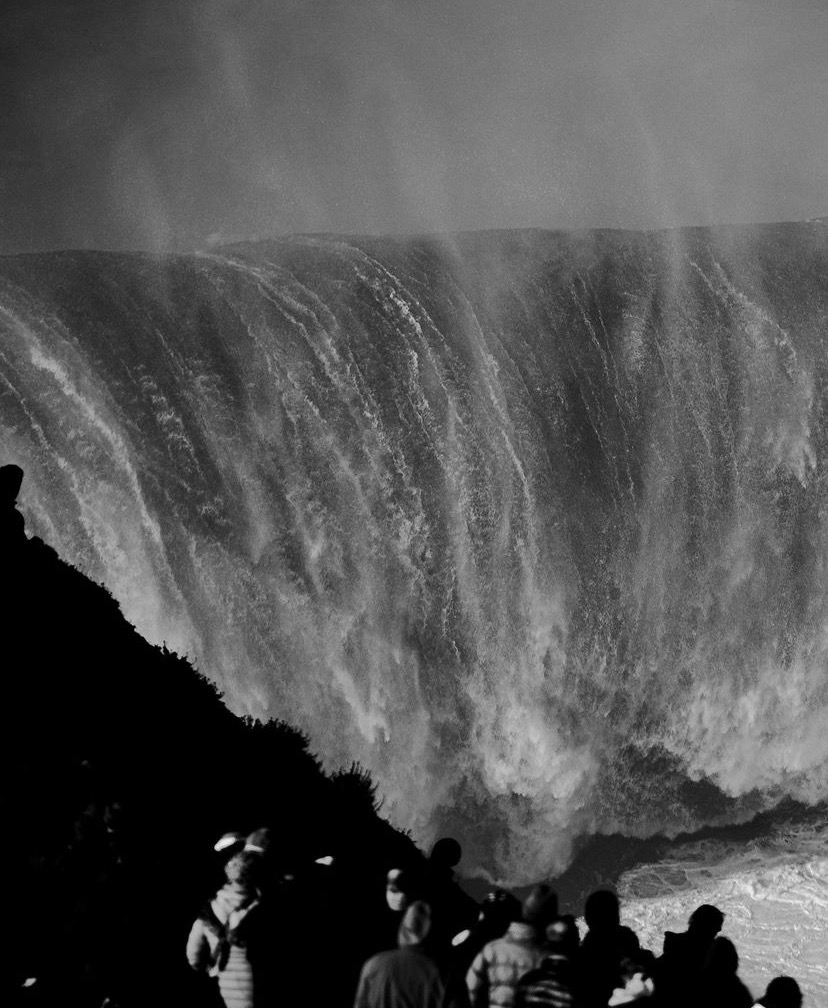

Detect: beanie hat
[522,884,557,926]
[545,916,578,951]
[398,900,432,947]
[214,831,245,854]
[244,827,273,854]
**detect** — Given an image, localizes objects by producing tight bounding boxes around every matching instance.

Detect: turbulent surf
[1,222,827,882]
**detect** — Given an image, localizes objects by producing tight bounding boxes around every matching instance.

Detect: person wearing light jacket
[466,885,558,1008]
[187,851,263,1008]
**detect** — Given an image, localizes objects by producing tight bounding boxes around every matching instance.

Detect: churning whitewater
[1,223,827,882]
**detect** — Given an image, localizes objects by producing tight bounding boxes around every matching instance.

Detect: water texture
[1,222,826,882]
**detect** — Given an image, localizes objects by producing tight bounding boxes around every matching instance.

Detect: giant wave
[1,222,827,882]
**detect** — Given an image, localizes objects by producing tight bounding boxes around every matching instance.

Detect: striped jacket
[467,923,543,1008]
[514,953,576,1008]
[186,883,260,1008]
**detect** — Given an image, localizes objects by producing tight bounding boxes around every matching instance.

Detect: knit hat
[522,884,557,926]
[244,827,273,854]
[546,919,571,943]
[214,831,245,854]
[398,900,432,947]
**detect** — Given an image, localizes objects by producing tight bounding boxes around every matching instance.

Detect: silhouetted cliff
[1,464,420,1006]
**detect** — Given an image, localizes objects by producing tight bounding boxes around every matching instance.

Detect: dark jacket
[579,925,640,1008]
[514,952,577,1008]
[355,946,463,1008]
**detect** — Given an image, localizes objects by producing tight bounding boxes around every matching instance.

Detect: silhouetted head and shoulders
[579,890,644,1008]
[581,889,639,956]
[656,904,726,1005]
[422,837,483,951]
[754,976,803,1008]
[662,903,725,958]
[697,936,753,1008]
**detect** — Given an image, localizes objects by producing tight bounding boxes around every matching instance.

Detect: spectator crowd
[187,829,805,1008]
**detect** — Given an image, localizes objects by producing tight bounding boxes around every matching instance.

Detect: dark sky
[1,0,826,253]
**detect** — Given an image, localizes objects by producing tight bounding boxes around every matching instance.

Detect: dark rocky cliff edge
[1,464,420,1007]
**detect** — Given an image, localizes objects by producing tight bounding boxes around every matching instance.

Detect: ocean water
[616,811,828,1002]
[1,223,826,888]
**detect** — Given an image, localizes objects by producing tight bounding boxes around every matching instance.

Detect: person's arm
[465,949,489,1008]
[186,918,210,972]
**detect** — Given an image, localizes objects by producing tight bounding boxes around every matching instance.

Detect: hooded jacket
[354,901,463,1008]
[466,922,544,1008]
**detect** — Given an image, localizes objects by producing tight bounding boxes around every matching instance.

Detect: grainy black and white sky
[1,0,826,254]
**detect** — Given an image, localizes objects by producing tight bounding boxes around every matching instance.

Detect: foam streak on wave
[0,224,826,882]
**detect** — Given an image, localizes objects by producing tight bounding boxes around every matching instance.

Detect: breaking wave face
[1,223,827,883]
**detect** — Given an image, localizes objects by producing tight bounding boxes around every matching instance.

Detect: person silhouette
[424,837,479,952]
[696,936,753,1008]
[579,890,642,1008]
[753,976,803,1008]
[655,904,724,1007]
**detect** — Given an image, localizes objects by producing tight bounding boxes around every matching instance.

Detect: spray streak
[0,224,826,882]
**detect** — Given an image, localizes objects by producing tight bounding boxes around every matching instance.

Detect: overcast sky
[1,0,826,253]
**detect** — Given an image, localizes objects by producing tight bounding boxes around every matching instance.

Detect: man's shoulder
[361,949,399,976]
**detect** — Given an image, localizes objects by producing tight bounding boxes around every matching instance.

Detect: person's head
[244,827,273,856]
[224,851,259,888]
[761,976,803,1008]
[522,884,558,928]
[704,936,739,976]
[398,900,432,948]
[385,868,418,913]
[584,889,620,930]
[214,831,245,859]
[429,837,462,870]
[688,903,725,939]
[480,888,522,936]
[544,915,579,956]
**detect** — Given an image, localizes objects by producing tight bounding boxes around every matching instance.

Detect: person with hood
[695,936,753,1008]
[753,976,803,1008]
[354,899,464,1008]
[514,916,580,1008]
[373,867,424,952]
[466,884,557,1008]
[186,851,263,1008]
